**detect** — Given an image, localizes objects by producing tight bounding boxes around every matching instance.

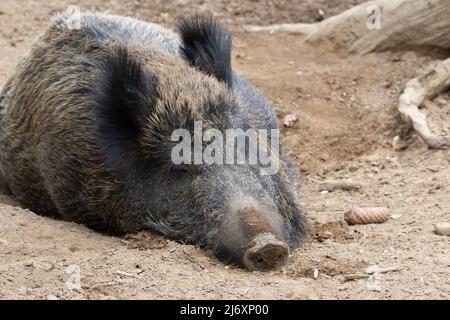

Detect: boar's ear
[178,16,233,87]
[94,46,158,158]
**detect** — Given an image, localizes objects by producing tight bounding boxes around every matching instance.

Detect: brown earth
[0,0,449,300]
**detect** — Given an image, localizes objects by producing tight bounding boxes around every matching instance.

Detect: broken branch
[344,265,402,281]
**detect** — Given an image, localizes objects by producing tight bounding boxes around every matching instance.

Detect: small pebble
[283,114,298,127]
[434,223,450,236]
[313,269,319,279]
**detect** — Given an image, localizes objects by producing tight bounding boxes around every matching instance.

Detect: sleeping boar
[0,10,307,270]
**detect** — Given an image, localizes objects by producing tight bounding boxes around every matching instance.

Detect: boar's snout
[243,232,289,271]
[220,202,290,271]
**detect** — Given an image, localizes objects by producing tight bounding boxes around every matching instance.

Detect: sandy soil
[0,0,449,300]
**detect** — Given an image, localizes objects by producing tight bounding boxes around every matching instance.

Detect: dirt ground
[0,0,449,300]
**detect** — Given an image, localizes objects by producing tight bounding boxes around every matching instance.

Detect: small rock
[283,114,298,127]
[38,261,55,271]
[434,223,450,236]
[366,273,382,292]
[313,269,319,279]
[392,136,407,151]
[322,231,333,239]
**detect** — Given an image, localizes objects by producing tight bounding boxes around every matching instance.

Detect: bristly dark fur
[0,12,308,270]
[178,16,233,87]
[93,46,158,167]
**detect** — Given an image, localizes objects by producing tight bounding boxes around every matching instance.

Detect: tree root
[245,0,450,149]
[245,0,450,54]
[399,59,450,149]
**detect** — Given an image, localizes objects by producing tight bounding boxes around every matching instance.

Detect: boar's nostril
[243,232,289,271]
